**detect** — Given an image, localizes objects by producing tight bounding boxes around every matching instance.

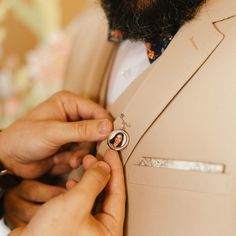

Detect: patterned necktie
[108,30,173,64]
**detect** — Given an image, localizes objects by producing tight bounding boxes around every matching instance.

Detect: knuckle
[89,168,107,186]
[26,187,38,202]
[51,90,72,105]
[43,121,59,141]
[20,181,39,201]
[76,121,89,139]
[53,90,69,98]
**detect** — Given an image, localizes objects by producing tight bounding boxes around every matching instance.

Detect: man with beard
[2,0,236,235]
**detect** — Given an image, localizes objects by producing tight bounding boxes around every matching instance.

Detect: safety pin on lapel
[120,113,131,130]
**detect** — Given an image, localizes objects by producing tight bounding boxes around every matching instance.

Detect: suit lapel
[98,4,224,165]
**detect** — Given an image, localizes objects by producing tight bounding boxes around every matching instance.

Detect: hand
[51,142,94,175]
[0,91,112,178]
[4,179,65,229]
[10,150,125,236]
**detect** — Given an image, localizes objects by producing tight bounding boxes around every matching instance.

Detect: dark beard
[101,0,205,42]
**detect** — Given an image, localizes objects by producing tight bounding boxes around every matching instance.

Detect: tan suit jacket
[64,0,236,235]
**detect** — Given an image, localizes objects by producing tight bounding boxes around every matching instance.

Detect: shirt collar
[108,29,173,64]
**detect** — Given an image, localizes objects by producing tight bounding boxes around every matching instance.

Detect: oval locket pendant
[107,129,130,151]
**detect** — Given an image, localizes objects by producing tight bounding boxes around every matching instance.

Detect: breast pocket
[126,164,231,194]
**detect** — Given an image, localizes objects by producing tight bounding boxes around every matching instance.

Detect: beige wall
[0,0,86,67]
[0,0,88,127]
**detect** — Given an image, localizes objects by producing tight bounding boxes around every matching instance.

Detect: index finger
[56,91,112,121]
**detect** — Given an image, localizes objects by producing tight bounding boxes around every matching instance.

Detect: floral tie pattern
[108,29,173,64]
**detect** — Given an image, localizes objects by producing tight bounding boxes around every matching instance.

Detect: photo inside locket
[109,131,127,149]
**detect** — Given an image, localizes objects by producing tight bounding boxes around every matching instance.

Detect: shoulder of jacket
[66,4,108,40]
[206,0,236,22]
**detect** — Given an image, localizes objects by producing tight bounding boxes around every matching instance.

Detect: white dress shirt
[107,40,150,106]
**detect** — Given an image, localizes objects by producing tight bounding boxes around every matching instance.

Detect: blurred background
[0,0,88,127]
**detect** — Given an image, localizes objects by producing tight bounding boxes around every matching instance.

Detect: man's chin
[101,0,205,42]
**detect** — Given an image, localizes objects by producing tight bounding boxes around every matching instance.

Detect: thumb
[68,160,111,213]
[46,119,112,145]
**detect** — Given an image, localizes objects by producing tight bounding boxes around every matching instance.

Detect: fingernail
[99,119,111,134]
